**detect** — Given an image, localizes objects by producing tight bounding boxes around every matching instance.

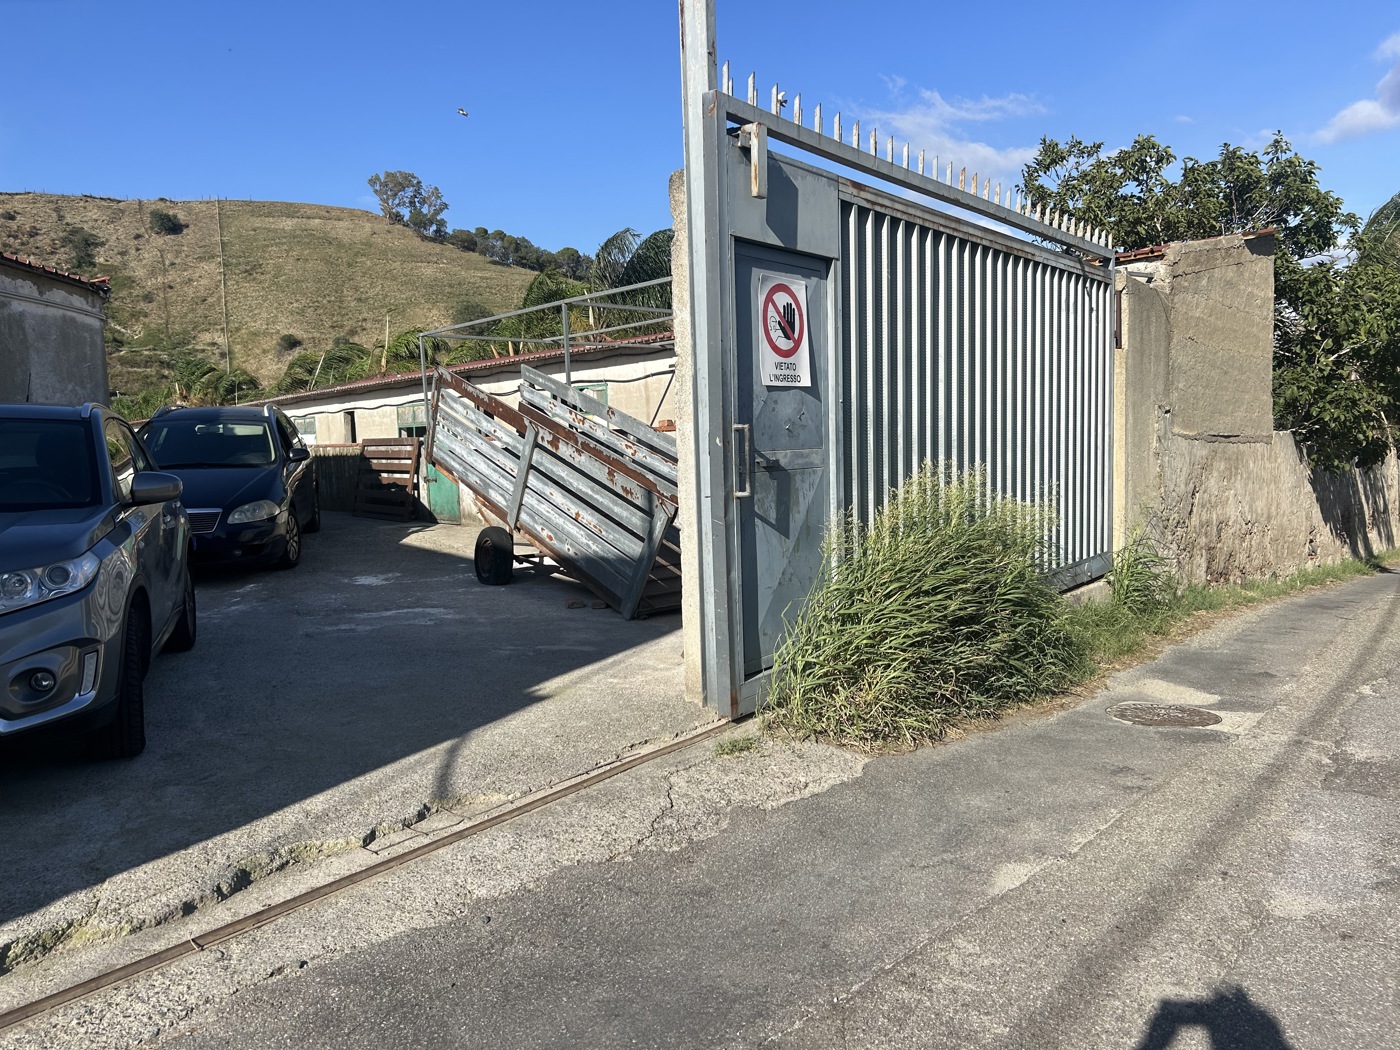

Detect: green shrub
[276,333,304,355]
[763,465,1085,750]
[149,209,185,235]
[1109,530,1177,614]
[60,225,104,270]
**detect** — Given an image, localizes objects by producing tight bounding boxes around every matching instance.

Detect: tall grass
[763,466,1085,750]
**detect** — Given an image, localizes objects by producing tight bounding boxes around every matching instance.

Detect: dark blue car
[139,405,320,570]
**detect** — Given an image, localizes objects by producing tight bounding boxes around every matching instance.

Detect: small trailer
[425,364,682,619]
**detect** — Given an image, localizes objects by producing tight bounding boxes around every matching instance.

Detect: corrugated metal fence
[838,189,1114,581]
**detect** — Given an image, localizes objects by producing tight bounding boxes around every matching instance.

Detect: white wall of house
[278,347,676,445]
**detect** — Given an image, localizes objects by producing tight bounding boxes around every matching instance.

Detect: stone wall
[1117,233,1400,582]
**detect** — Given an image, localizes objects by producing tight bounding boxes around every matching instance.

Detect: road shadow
[1135,984,1294,1049]
[0,512,695,945]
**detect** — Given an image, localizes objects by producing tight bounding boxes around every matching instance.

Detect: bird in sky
[457,108,469,117]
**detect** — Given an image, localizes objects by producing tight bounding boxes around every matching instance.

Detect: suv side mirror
[130,471,183,505]
[288,447,311,463]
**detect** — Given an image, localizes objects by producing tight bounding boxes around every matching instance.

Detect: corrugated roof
[0,252,112,296]
[249,335,675,409]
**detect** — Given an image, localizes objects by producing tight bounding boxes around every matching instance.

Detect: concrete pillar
[669,170,704,706]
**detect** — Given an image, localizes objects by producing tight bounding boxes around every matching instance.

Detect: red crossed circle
[761,283,804,359]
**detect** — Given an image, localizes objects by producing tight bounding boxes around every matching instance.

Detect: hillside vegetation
[0,193,535,399]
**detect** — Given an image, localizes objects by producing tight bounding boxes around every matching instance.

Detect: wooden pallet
[352,437,421,521]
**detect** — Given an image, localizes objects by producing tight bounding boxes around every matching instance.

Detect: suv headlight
[227,500,280,524]
[0,552,101,614]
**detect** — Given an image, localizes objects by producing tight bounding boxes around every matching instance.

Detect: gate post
[679,0,738,716]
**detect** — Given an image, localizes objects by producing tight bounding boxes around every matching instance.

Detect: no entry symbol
[762,282,805,359]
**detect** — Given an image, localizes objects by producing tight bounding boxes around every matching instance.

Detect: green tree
[1273,222,1400,470]
[367,170,448,239]
[1019,133,1354,262]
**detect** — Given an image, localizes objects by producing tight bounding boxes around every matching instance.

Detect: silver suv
[0,403,195,758]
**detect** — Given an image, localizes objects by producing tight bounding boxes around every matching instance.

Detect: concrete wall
[0,260,109,405]
[1117,232,1400,582]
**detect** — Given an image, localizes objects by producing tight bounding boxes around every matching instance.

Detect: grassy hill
[0,193,535,398]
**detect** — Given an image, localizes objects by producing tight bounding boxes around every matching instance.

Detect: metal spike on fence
[888,137,895,163]
[870,129,878,156]
[834,112,842,142]
[971,172,978,195]
[995,182,1002,206]
[946,162,954,184]
[1015,190,1023,213]
[959,167,966,191]
[771,84,781,114]
[983,181,991,201]
[918,149,925,175]
[814,102,822,134]
[852,120,860,147]
[747,72,757,105]
[902,142,909,169]
[794,93,802,125]
[721,61,731,95]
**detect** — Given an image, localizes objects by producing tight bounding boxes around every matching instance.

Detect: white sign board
[757,273,811,388]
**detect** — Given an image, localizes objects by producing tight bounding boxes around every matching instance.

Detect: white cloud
[1316,31,1400,143]
[1174,114,1195,124]
[861,87,1047,192]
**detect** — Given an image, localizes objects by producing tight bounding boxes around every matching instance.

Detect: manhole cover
[1107,702,1222,728]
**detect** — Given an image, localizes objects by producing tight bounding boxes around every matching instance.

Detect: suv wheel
[164,572,197,653]
[89,610,148,759]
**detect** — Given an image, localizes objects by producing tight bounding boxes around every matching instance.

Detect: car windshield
[141,419,276,468]
[0,419,101,511]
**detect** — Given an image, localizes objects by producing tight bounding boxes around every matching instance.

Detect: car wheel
[164,572,197,653]
[89,609,148,760]
[305,488,322,534]
[474,526,515,585]
[277,508,302,570]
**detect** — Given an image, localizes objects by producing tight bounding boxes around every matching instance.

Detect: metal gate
[680,3,1115,716]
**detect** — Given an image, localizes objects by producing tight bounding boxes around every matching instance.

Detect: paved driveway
[0,513,710,976]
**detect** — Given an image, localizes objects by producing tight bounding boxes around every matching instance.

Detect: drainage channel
[0,718,734,1033]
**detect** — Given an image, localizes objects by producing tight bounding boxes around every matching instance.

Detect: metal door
[424,463,461,524]
[733,241,829,680]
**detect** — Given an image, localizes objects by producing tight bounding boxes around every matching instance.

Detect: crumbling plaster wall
[1118,233,1400,582]
[0,263,109,405]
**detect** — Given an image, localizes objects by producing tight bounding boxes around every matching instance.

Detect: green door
[424,462,461,523]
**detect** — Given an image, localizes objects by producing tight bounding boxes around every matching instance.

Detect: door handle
[733,423,752,499]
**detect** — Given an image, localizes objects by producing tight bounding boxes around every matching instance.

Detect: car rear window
[0,419,101,511]
[141,419,276,468]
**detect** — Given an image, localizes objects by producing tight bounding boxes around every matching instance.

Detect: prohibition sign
[761,282,805,359]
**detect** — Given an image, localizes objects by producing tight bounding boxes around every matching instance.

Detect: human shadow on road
[1134,984,1293,1049]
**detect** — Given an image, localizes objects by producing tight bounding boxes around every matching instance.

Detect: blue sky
[1,0,1396,255]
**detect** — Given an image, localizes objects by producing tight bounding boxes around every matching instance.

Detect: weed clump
[764,466,1085,750]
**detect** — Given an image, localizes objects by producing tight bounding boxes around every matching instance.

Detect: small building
[0,252,111,405]
[257,338,677,446]
[250,338,677,523]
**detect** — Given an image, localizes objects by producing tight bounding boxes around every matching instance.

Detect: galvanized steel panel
[837,194,1113,575]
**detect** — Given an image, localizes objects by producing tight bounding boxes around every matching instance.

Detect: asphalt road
[6,567,1399,1049]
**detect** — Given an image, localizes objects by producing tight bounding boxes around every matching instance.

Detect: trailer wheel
[475,527,515,585]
